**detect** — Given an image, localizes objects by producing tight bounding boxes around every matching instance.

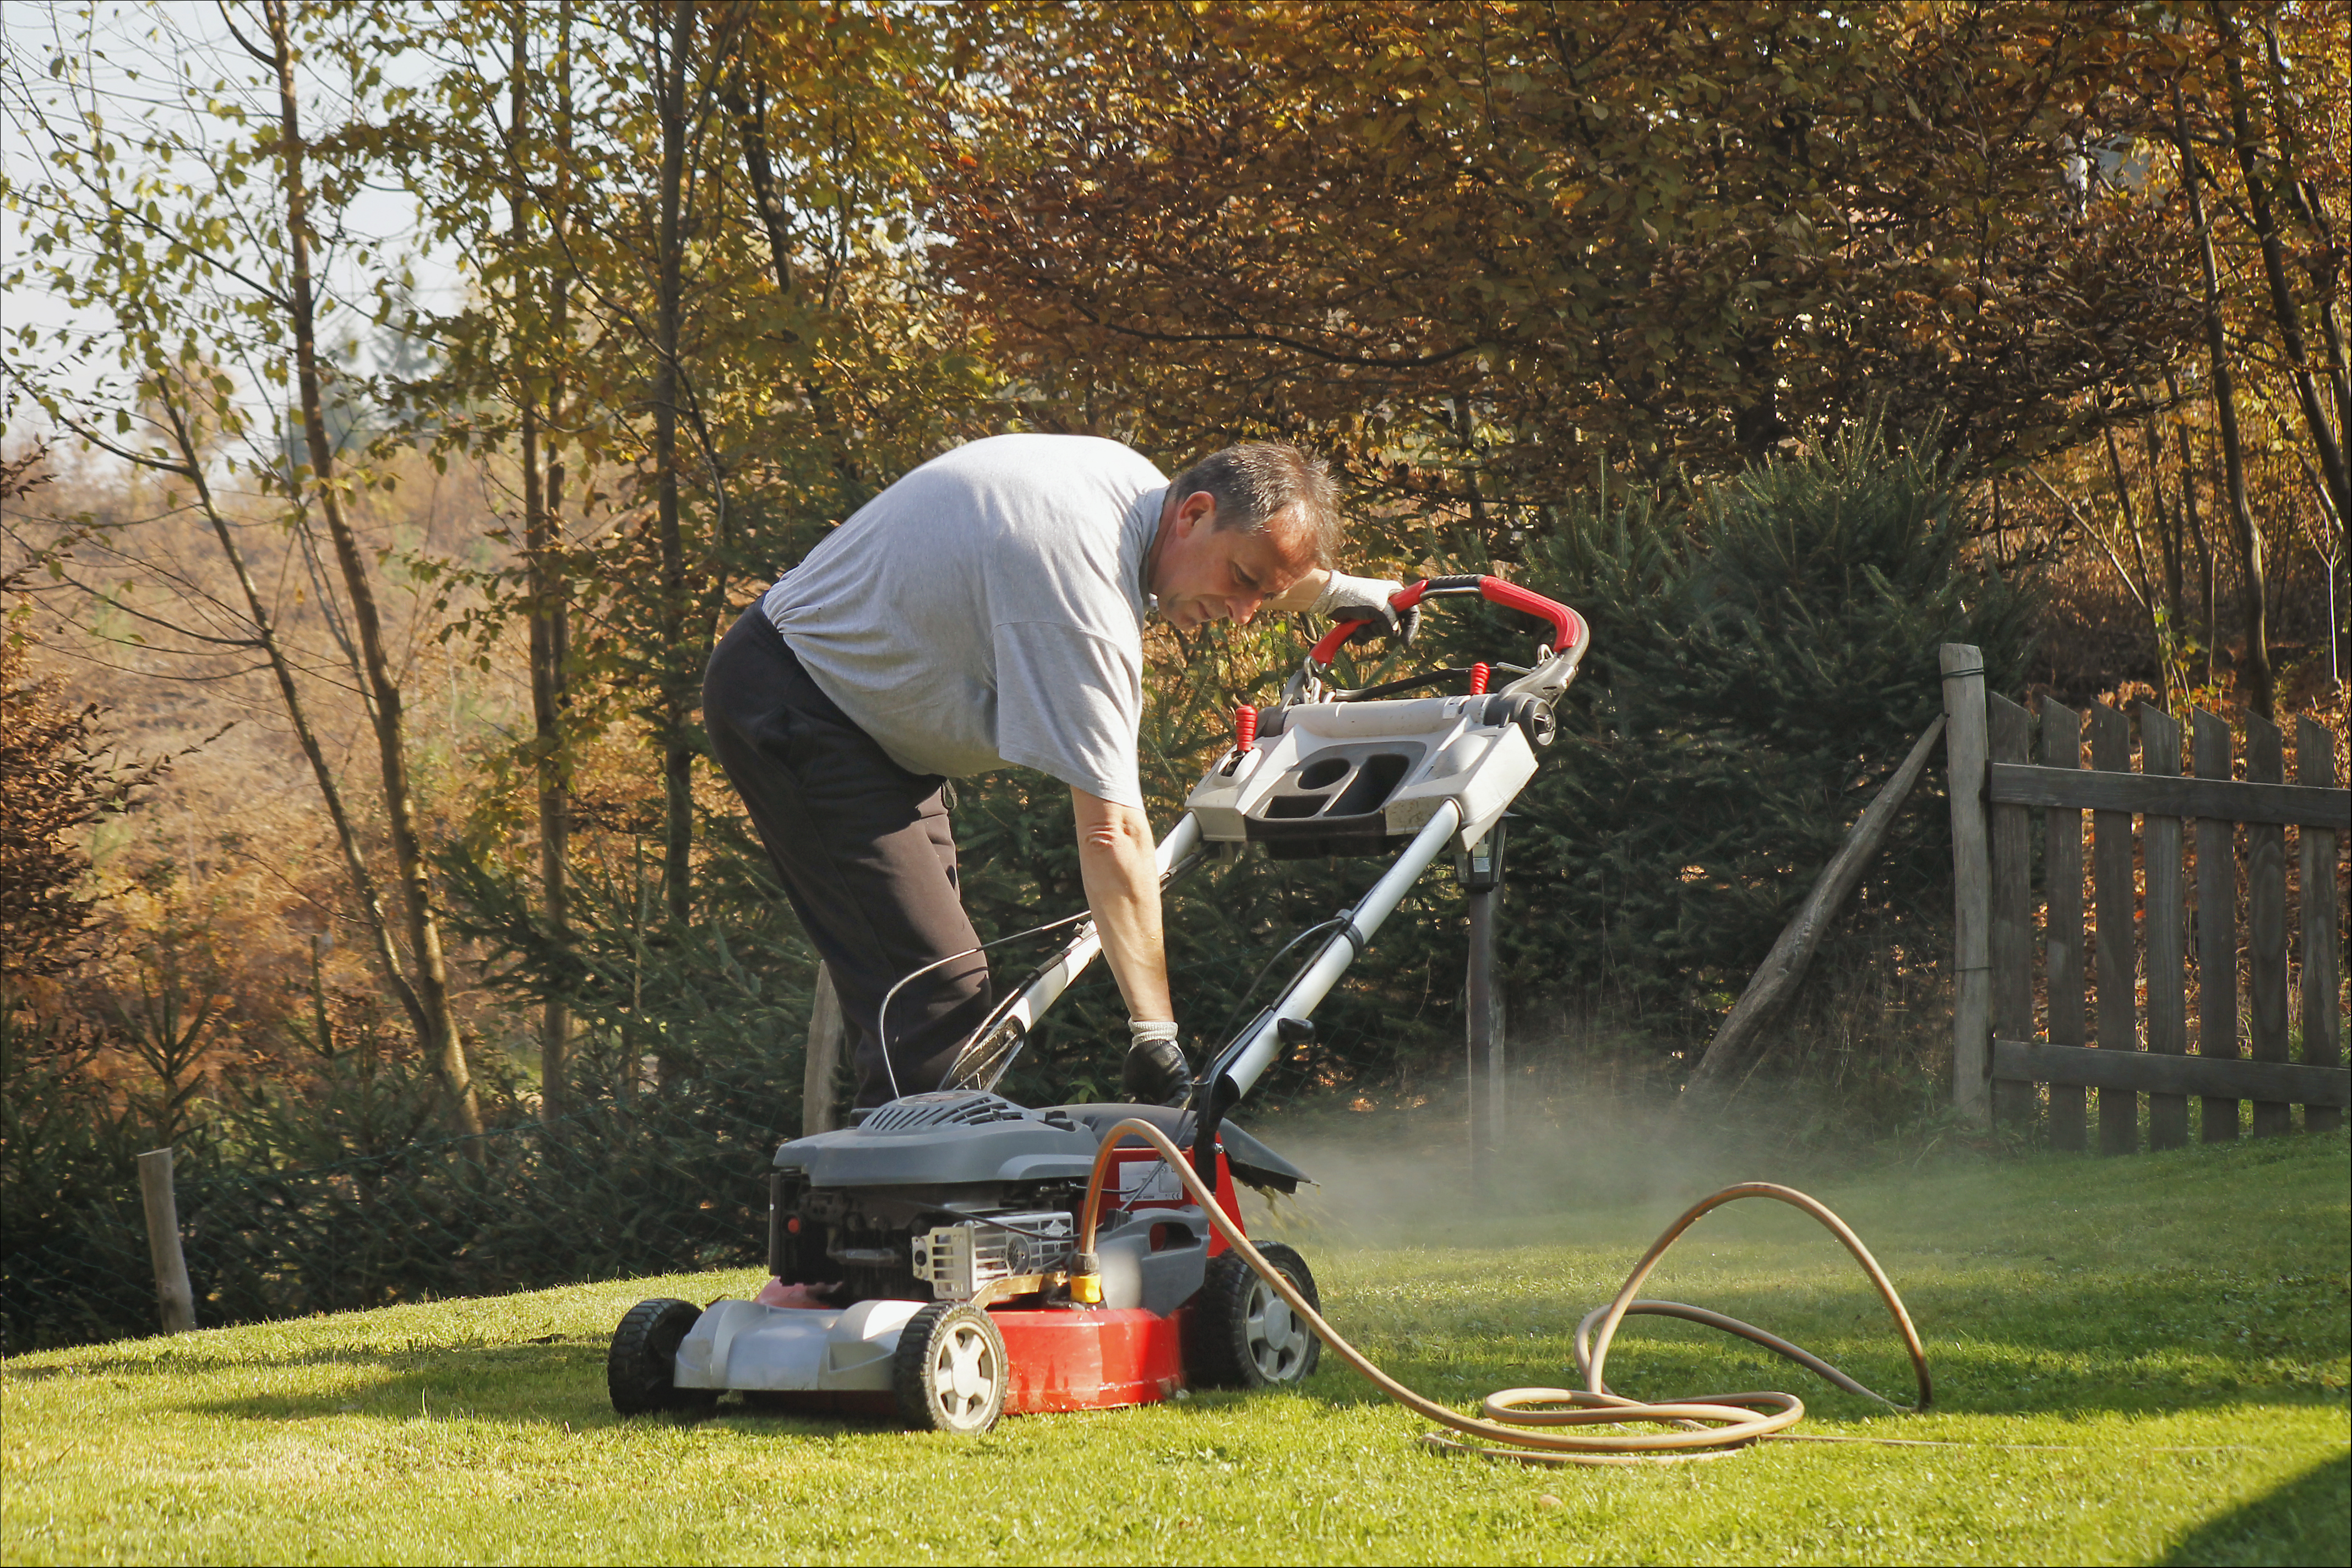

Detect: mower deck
[672,1298,1185,1414]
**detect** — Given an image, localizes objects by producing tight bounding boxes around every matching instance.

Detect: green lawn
[3,1128,2345,1566]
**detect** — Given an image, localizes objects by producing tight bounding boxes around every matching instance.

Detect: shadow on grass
[159,1339,1240,1436]
[2158,1448,2351,1567]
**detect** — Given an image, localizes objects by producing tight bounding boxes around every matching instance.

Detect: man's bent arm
[1070,786,1174,1023]
[1261,567,1330,615]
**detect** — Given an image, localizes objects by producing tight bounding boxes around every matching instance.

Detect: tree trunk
[264,0,479,1131]
[546,0,579,1118]
[2173,79,2273,719]
[514,1,572,1123]
[654,0,694,932]
[724,79,800,325]
[2103,421,2164,701]
[2141,410,2184,639]
[722,72,867,505]
[2221,21,2351,531]
[158,399,427,1050]
[2256,13,2352,519]
[2165,368,2219,685]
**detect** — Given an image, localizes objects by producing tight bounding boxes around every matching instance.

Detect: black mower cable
[1325,668,1480,702]
[1070,1119,1932,1468]
[878,849,1213,1101]
[943,849,1213,1093]
[875,907,1094,1101]
[1200,914,1353,1063]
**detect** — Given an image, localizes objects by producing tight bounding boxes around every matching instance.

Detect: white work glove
[1311,571,1418,647]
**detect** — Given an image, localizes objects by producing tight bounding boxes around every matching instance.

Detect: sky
[2,0,465,438]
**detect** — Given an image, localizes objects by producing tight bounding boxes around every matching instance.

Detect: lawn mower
[607,576,1589,1434]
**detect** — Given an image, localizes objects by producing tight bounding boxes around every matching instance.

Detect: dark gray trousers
[703,607,990,1107]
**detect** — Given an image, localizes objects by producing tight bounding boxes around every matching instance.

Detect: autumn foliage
[0,1,2343,1346]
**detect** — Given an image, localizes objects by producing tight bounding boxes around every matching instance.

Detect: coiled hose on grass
[1076,1119,1932,1467]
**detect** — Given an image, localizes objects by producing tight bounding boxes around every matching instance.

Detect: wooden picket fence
[1940,644,2349,1147]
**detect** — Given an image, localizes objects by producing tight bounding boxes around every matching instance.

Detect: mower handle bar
[1308,574,1583,667]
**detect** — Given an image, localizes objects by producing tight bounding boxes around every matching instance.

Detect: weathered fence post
[1465,823,1506,1179]
[135,1147,196,1335]
[2088,702,2139,1155]
[1941,644,1991,1123]
[802,961,845,1137]
[1679,717,1946,1103]
[2141,704,2188,1150]
[1988,694,2035,1125]
[2192,708,2239,1141]
[2299,717,2343,1135]
[2247,718,2291,1136]
[2041,698,2088,1151]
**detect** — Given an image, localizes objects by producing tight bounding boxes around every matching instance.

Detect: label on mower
[1117,1157,1183,1205]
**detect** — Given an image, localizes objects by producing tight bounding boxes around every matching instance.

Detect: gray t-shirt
[761,433,1167,807]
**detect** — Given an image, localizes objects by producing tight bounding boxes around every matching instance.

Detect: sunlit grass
[3,1129,2344,1566]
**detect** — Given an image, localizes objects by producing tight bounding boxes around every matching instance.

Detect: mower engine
[767,1095,1303,1313]
[910,1209,1075,1300]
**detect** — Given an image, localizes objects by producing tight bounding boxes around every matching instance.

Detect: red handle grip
[1308,575,1581,666]
[1477,578,1578,650]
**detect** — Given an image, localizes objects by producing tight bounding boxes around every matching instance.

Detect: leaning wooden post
[802,961,845,1137]
[135,1147,196,1336]
[1679,716,1946,1104]
[1942,644,1992,1124]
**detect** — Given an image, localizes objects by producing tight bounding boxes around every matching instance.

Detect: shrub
[1480,419,2034,1046]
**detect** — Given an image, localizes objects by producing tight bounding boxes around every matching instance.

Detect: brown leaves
[933,0,2207,507]
[0,575,173,982]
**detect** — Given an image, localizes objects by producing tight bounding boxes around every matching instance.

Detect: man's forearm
[1070,787,1174,1022]
[1261,566,1331,615]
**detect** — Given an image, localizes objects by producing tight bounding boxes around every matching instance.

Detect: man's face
[1148,492,1318,631]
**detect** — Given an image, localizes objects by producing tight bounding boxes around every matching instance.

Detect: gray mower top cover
[774,1091,1306,1193]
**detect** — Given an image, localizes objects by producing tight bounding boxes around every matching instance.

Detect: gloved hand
[1313,571,1418,648]
[1119,1019,1191,1107]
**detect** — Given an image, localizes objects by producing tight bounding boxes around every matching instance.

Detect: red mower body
[996,1306,1188,1412]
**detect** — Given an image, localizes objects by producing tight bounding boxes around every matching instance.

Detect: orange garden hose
[1074,1119,1932,1466]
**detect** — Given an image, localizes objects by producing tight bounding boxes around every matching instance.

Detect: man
[703,434,1408,1112]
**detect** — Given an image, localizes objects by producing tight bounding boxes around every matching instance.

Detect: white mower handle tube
[1155,812,1205,876]
[1217,799,1462,1101]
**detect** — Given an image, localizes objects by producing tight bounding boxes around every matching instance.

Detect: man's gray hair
[1168,441,1342,564]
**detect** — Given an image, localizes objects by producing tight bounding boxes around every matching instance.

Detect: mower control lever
[1308,574,1582,668]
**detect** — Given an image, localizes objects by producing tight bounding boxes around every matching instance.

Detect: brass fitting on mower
[1067,1250,1103,1305]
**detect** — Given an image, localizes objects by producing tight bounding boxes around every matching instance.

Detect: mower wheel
[892,1303,1008,1435]
[607,1297,714,1417]
[1187,1242,1321,1390]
